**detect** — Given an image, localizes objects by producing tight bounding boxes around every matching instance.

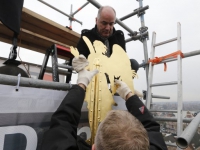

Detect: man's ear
[92,144,95,150]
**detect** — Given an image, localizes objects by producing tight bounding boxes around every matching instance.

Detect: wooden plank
[0,22,73,59]
[21,8,80,47]
[0,7,80,59]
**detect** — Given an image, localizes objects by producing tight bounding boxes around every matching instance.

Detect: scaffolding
[0,0,200,149]
[37,0,150,83]
[17,0,200,148]
[144,21,200,148]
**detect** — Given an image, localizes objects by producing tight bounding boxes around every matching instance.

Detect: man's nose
[105,24,111,30]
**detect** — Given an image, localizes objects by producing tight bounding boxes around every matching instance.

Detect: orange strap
[148,50,184,71]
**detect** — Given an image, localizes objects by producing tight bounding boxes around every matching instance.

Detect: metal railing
[0,74,71,91]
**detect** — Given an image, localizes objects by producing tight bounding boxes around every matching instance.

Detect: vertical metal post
[69,4,73,29]
[177,22,183,150]
[38,0,82,25]
[146,32,156,109]
[137,0,149,83]
[71,2,89,16]
[65,58,73,83]
[51,45,59,82]
[38,48,51,80]
[68,2,89,30]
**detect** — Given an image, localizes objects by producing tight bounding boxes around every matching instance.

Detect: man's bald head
[96,6,116,38]
[97,6,116,19]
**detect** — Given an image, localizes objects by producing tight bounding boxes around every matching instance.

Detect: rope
[148,50,184,71]
[17,28,31,77]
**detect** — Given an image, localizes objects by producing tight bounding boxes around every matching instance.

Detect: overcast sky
[0,0,200,102]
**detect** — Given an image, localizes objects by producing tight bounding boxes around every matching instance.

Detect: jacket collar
[93,25,116,41]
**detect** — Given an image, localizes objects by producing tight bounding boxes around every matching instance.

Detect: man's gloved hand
[77,69,99,87]
[134,90,143,98]
[114,80,132,100]
[72,54,99,88]
[72,54,89,72]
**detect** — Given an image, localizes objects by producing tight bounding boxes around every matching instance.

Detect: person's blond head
[94,110,149,150]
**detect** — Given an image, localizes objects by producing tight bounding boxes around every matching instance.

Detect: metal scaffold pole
[38,0,82,25]
[137,0,149,84]
[69,2,89,29]
[0,74,71,91]
[176,22,183,150]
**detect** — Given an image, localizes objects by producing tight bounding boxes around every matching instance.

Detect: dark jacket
[41,85,167,150]
[77,26,140,72]
[77,25,126,58]
[126,95,167,150]
[41,85,90,150]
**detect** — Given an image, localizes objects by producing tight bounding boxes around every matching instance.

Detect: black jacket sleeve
[41,85,90,150]
[115,30,126,51]
[126,95,167,150]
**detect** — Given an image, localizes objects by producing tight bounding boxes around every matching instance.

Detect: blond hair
[95,110,149,150]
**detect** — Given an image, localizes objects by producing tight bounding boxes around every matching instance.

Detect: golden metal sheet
[70,36,136,144]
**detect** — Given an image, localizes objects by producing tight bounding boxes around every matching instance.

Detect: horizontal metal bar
[0,74,71,91]
[160,50,200,64]
[183,49,200,58]
[58,64,73,70]
[160,57,177,64]
[0,57,72,76]
[152,94,170,99]
[117,19,138,36]
[165,142,177,147]
[46,67,71,75]
[119,5,149,21]
[151,81,177,87]
[154,117,193,123]
[125,31,148,43]
[38,0,82,25]
[65,61,70,64]
[139,57,177,68]
[71,2,89,16]
[154,38,177,47]
[139,49,200,68]
[150,110,177,113]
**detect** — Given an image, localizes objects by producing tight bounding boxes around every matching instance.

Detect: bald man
[77,6,139,71]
